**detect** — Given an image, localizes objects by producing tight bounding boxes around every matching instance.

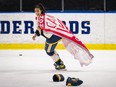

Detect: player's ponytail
[35,3,46,14]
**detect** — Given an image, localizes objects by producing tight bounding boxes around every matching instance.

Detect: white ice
[0,50,116,87]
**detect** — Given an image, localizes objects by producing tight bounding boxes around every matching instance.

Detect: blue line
[0,10,116,14]
[0,12,34,14]
[47,10,116,13]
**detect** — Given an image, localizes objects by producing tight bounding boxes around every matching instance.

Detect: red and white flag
[38,14,94,66]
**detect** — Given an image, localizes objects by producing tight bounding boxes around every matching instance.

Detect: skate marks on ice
[0,50,116,87]
[0,69,116,87]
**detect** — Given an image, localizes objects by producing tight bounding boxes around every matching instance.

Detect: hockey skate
[54,61,66,70]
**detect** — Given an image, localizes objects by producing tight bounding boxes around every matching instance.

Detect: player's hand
[32,34,37,40]
[36,27,41,31]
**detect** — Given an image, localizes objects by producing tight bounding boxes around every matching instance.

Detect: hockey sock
[51,51,63,65]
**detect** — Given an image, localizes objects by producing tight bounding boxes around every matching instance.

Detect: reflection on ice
[0,50,116,87]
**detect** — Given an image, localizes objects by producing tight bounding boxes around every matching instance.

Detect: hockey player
[32,3,66,70]
[33,3,93,69]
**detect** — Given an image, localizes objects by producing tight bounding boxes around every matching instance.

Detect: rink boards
[0,12,116,49]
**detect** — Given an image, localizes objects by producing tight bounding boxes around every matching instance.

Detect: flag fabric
[38,14,94,66]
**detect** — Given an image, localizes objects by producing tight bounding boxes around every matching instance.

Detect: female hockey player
[32,3,66,70]
[32,3,94,70]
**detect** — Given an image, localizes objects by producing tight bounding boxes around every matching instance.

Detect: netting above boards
[0,0,116,12]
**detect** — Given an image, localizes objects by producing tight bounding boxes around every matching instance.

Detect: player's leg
[45,35,66,70]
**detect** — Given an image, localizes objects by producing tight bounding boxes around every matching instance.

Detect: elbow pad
[35,30,40,36]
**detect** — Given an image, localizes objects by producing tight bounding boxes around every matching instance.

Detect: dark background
[0,0,116,12]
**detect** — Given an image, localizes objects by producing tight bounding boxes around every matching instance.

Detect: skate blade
[56,68,67,71]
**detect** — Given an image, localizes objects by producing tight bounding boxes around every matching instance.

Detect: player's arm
[32,27,41,40]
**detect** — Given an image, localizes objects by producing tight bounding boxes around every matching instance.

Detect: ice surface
[0,50,116,87]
